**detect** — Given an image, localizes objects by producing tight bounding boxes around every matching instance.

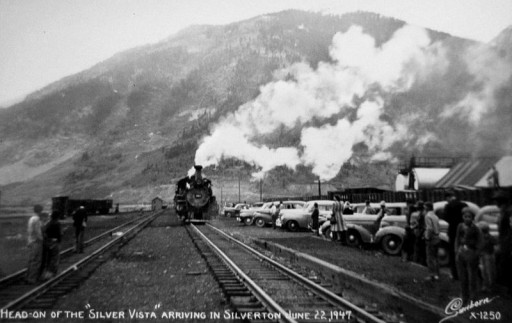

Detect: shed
[152,197,164,211]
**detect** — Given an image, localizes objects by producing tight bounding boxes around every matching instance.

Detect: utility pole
[317,177,321,199]
[259,179,262,202]
[238,172,241,204]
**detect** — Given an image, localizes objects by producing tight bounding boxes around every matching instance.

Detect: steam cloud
[194,24,509,180]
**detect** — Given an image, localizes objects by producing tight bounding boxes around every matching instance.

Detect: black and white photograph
[1,0,512,322]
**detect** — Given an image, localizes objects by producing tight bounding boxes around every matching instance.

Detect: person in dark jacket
[455,207,482,304]
[72,206,87,253]
[401,199,416,262]
[412,201,426,265]
[311,203,319,236]
[443,191,467,280]
[42,211,62,279]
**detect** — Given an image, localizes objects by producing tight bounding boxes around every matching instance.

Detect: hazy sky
[1,0,511,106]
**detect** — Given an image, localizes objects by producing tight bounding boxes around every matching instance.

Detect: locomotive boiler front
[185,186,210,210]
[174,165,215,223]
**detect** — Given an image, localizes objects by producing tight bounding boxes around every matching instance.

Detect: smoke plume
[195,23,508,180]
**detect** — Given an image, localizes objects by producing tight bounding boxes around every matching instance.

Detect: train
[52,196,113,217]
[173,165,217,223]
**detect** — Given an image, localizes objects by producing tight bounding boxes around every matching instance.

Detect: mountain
[0,10,510,205]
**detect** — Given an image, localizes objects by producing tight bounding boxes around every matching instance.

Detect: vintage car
[223,203,249,217]
[276,200,334,232]
[252,201,306,228]
[237,202,272,225]
[374,201,480,265]
[475,205,500,238]
[321,202,407,249]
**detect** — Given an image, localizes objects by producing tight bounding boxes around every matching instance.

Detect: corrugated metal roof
[435,158,501,188]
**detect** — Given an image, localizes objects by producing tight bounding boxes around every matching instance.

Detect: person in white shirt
[424,201,440,281]
[26,205,44,284]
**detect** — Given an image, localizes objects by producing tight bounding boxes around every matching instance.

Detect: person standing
[72,206,88,253]
[42,211,62,279]
[272,202,281,229]
[412,201,426,265]
[331,196,347,244]
[311,203,320,236]
[401,199,416,262]
[493,191,512,297]
[443,191,467,280]
[26,205,44,284]
[424,201,440,281]
[478,222,497,292]
[455,207,482,304]
[371,201,387,235]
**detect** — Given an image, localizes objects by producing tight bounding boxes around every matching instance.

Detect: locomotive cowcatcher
[174,165,217,224]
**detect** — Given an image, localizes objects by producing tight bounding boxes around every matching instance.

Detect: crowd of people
[25,205,87,284]
[309,190,512,305]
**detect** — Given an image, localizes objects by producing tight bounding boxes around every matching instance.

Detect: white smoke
[442,42,512,124]
[195,24,444,180]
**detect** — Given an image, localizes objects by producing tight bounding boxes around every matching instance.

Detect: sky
[0,0,511,106]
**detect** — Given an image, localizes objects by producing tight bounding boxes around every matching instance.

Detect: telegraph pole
[259,179,262,202]
[317,177,321,199]
[238,172,241,204]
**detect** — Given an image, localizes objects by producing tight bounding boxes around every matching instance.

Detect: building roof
[435,157,501,188]
[152,197,163,202]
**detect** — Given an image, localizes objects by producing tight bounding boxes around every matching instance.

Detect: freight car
[174,165,217,224]
[52,196,113,217]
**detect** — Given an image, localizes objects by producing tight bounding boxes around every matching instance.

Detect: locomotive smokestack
[194,165,203,182]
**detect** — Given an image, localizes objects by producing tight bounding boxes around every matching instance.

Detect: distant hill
[0,10,510,205]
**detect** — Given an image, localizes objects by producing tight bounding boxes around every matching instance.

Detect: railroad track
[0,211,160,311]
[188,223,403,323]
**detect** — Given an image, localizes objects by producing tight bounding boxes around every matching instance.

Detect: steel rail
[0,213,146,287]
[1,211,160,311]
[190,224,298,323]
[206,223,387,323]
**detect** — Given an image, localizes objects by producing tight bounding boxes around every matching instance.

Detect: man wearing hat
[493,190,512,296]
[443,190,467,280]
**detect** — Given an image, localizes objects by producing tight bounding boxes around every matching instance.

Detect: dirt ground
[51,211,227,322]
[0,212,141,277]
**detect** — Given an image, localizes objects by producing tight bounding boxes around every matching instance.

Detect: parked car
[375,201,479,265]
[321,202,407,249]
[276,200,334,232]
[475,205,500,238]
[237,202,271,225]
[224,203,249,217]
[253,201,306,228]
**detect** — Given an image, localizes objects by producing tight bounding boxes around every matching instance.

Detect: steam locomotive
[174,165,217,223]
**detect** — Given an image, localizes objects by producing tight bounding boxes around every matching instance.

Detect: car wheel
[244,217,253,225]
[255,218,266,228]
[287,220,299,232]
[437,242,450,267]
[324,227,335,241]
[346,230,362,247]
[381,234,403,255]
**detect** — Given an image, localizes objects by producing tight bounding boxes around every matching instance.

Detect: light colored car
[277,200,334,232]
[224,203,249,217]
[475,205,499,238]
[237,202,271,225]
[253,201,306,228]
[321,202,407,249]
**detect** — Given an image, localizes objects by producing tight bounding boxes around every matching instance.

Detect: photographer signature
[440,297,497,323]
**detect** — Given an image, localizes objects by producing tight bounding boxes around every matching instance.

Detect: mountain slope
[0,10,509,205]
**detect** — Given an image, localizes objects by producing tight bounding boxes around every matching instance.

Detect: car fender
[374,226,405,244]
[345,223,373,243]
